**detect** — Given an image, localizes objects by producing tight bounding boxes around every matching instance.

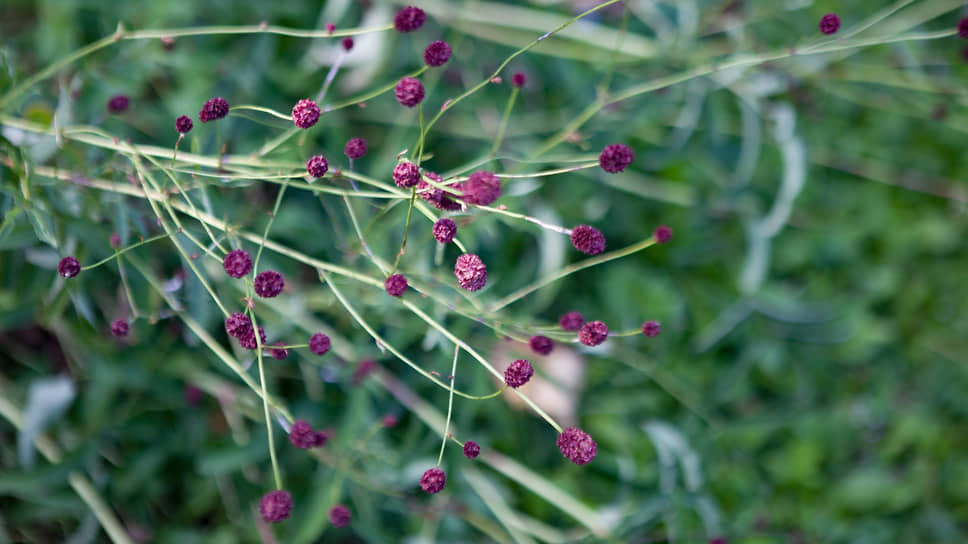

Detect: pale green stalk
[437,345,461,467]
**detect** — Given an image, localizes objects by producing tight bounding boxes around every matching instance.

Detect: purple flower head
[511,72,527,88]
[418,172,461,210]
[223,249,252,278]
[819,13,841,35]
[110,319,129,338]
[529,335,553,356]
[420,467,446,494]
[393,160,421,188]
[309,332,331,355]
[559,311,584,331]
[225,313,251,338]
[342,37,354,51]
[325,22,336,34]
[259,490,292,523]
[432,218,457,243]
[110,233,121,249]
[329,504,351,528]
[199,96,229,123]
[384,273,408,297]
[237,326,266,350]
[395,77,425,108]
[641,320,661,338]
[959,18,968,39]
[344,137,367,160]
[570,225,606,255]
[175,115,193,134]
[268,341,289,360]
[504,359,534,388]
[653,225,673,244]
[578,320,608,346]
[460,170,501,206]
[463,440,480,459]
[254,270,284,298]
[382,414,398,428]
[424,40,452,66]
[557,427,597,465]
[184,384,202,406]
[394,6,426,33]
[454,253,487,291]
[306,155,329,178]
[292,99,321,129]
[58,256,81,278]
[289,419,317,449]
[599,143,634,173]
[107,94,129,113]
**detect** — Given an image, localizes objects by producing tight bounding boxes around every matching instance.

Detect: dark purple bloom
[382,414,398,428]
[460,171,501,206]
[175,115,193,134]
[237,326,266,350]
[578,320,608,347]
[529,335,553,356]
[268,341,289,360]
[395,77,425,108]
[329,504,351,528]
[559,311,584,331]
[225,312,251,338]
[570,225,606,255]
[653,225,673,244]
[325,22,336,34]
[199,96,229,122]
[504,359,534,388]
[432,218,457,243]
[184,384,202,406]
[385,274,408,296]
[420,467,446,494]
[423,40,451,66]
[599,143,634,173]
[641,320,661,337]
[394,6,426,33]
[309,332,331,355]
[463,440,480,459]
[289,419,320,449]
[344,137,367,159]
[342,37,354,51]
[306,155,329,178]
[223,249,253,278]
[110,233,121,248]
[292,99,321,129]
[254,270,284,298]
[418,172,461,210]
[259,490,292,523]
[959,18,968,39]
[58,256,81,278]
[511,72,527,88]
[353,360,376,385]
[110,319,129,338]
[107,94,129,113]
[454,253,487,291]
[393,161,421,188]
[819,13,840,35]
[557,427,597,465]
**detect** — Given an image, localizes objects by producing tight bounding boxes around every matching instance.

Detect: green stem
[248,308,283,490]
[80,233,169,270]
[390,186,417,274]
[415,103,426,167]
[231,104,292,121]
[489,88,518,158]
[254,180,289,274]
[437,345,460,467]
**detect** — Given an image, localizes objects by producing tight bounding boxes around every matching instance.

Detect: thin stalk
[343,194,388,274]
[248,308,283,490]
[80,233,169,270]
[437,345,461,467]
[489,87,518,158]
[231,104,293,121]
[415,104,426,166]
[390,186,417,274]
[254,180,289,274]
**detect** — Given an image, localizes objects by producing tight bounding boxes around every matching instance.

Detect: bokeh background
[2,0,968,542]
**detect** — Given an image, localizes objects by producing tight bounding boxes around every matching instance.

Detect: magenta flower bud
[504,359,534,388]
[432,218,457,243]
[599,143,634,173]
[237,326,266,350]
[289,419,324,449]
[341,37,354,51]
[393,160,421,188]
[959,18,968,39]
[107,94,129,113]
[329,504,351,528]
[110,233,121,248]
[819,13,841,35]
[175,115,193,134]
[384,273,408,296]
[570,225,606,255]
[419,467,446,494]
[423,40,451,66]
[418,171,461,210]
[460,171,501,206]
[653,225,673,244]
[199,96,229,122]
[254,270,284,298]
[454,253,487,291]
[268,341,289,360]
[225,312,251,338]
[641,320,661,338]
[344,137,367,160]
[511,72,527,88]
[325,22,336,34]
[259,490,292,523]
[306,155,329,178]
[309,332,331,355]
[110,319,129,338]
[529,335,553,356]
[222,249,252,278]
[292,99,321,129]
[463,440,480,459]
[58,256,81,278]
[395,77,425,108]
[578,320,608,346]
[382,414,398,428]
[559,311,584,331]
[557,427,597,465]
[394,6,426,33]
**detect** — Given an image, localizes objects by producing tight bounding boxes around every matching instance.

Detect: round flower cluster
[454,253,487,291]
[654,225,673,244]
[529,335,553,355]
[463,440,480,459]
[58,256,81,278]
[344,137,367,160]
[237,325,266,350]
[175,115,193,134]
[641,320,661,337]
[418,172,461,210]
[395,77,425,108]
[559,311,584,331]
[267,342,289,360]
[578,320,608,346]
[289,419,328,449]
[107,94,129,113]
[504,359,534,388]
[570,225,606,255]
[557,427,597,465]
[309,332,331,356]
[254,270,285,298]
[424,40,451,66]
[511,72,527,88]
[306,155,329,178]
[259,490,292,523]
[819,13,841,35]
[384,273,408,296]
[199,96,229,123]
[420,467,446,494]
[394,6,426,33]
[598,143,634,173]
[432,218,457,243]
[460,171,501,206]
[222,248,252,278]
[110,319,129,338]
[342,37,354,51]
[393,160,421,188]
[291,98,321,129]
[329,505,351,528]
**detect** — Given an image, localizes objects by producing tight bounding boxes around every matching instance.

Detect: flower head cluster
[424,40,451,66]
[254,270,284,298]
[504,359,534,388]
[455,253,487,291]
[107,94,129,113]
[394,6,426,33]
[291,98,321,129]
[570,225,606,255]
[557,427,597,465]
[384,274,408,296]
[393,160,421,188]
[420,468,446,494]
[237,325,266,350]
[654,225,673,244]
[289,419,328,449]
[578,320,608,346]
[395,77,425,108]
[959,17,968,39]
[418,172,461,210]
[559,311,584,331]
[268,342,289,360]
[599,143,634,173]
[819,13,841,35]
[529,335,553,355]
[463,440,480,459]
[329,505,351,528]
[199,96,229,122]
[175,115,193,134]
[58,256,81,278]
[511,72,527,88]
[344,137,367,160]
[460,171,502,206]
[222,249,252,278]
[341,37,354,51]
[432,218,457,243]
[309,332,331,355]
[111,319,129,338]
[259,490,292,523]
[307,155,329,178]
[225,313,251,338]
[641,320,661,337]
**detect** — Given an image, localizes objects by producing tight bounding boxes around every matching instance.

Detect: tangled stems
[437,345,461,467]
[247,304,283,491]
